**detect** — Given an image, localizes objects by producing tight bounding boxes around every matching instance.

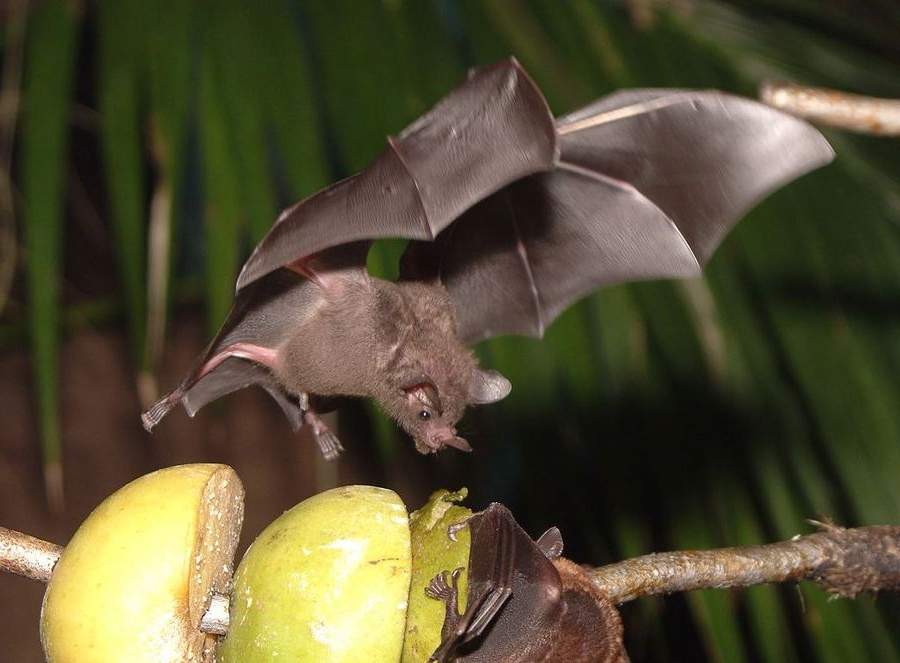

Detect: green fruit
[402,488,473,663]
[219,485,412,663]
[40,464,244,663]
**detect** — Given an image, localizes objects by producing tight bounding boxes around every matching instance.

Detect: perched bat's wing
[236,58,556,290]
[430,504,564,662]
[402,89,834,344]
[141,269,323,431]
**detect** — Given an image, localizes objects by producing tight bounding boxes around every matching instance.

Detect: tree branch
[0,525,62,583]
[5,518,900,639]
[589,524,900,605]
[761,81,900,136]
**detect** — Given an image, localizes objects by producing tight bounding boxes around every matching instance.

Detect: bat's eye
[418,410,431,421]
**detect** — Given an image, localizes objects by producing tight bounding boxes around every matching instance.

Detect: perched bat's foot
[303,410,344,461]
[428,560,515,661]
[426,568,464,657]
[426,567,463,605]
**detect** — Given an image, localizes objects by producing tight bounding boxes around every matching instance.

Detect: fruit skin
[219,485,412,663]
[402,488,472,663]
[40,463,242,663]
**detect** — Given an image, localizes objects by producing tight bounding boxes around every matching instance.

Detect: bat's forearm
[588,524,900,604]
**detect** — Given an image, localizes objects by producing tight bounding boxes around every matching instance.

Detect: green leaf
[97,0,146,365]
[206,0,276,242]
[253,0,330,199]
[199,10,243,335]
[21,0,80,508]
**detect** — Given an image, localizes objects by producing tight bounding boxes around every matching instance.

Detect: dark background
[1,1,899,661]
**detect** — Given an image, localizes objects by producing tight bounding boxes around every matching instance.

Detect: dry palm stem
[590,523,900,605]
[138,120,174,409]
[761,82,900,137]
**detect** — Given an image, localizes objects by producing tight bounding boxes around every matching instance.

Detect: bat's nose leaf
[469,368,512,404]
[444,436,473,453]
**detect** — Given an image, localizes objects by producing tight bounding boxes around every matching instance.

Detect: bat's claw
[425,567,463,602]
[425,571,450,600]
[141,392,181,432]
[303,410,344,461]
[427,567,465,655]
[315,430,344,461]
[447,520,470,542]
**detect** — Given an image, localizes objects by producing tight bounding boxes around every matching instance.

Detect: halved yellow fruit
[40,464,243,663]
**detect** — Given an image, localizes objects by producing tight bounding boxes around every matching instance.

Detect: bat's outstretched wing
[237,57,832,345]
[401,89,835,344]
[141,268,321,431]
[142,242,370,431]
[236,58,557,291]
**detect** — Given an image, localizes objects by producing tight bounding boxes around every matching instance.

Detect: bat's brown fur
[550,558,629,662]
[277,276,479,452]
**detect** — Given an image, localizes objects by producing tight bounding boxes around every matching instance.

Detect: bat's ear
[536,527,564,560]
[402,376,443,412]
[468,368,512,405]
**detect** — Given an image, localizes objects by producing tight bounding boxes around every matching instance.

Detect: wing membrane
[237,59,557,290]
[142,269,322,430]
[404,89,834,344]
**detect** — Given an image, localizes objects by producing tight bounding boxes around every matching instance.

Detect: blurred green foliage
[3,0,899,660]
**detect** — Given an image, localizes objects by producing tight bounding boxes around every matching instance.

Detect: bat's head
[396,368,511,454]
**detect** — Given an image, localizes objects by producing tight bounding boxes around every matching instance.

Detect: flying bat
[425,503,627,662]
[142,57,834,458]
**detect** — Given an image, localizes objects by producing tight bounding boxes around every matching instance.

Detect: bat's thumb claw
[447,520,469,542]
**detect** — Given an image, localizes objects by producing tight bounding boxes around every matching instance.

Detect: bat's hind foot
[141,390,182,432]
[316,429,344,461]
[303,410,345,461]
[426,567,463,605]
[426,568,464,660]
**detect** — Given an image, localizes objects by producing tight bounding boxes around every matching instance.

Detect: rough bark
[589,523,900,605]
[761,82,900,136]
[0,526,62,583]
